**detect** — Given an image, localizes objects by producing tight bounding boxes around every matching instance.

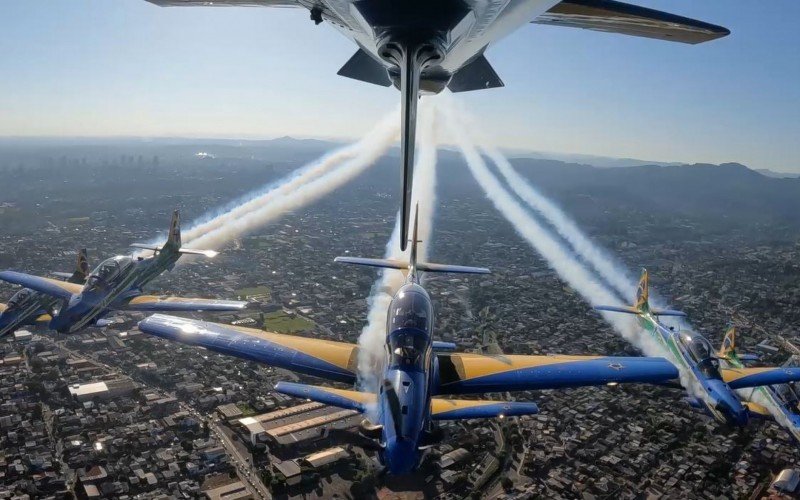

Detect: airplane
[138,209,703,474]
[143,0,730,250]
[0,249,89,337]
[717,327,800,442]
[0,211,247,334]
[596,269,800,428]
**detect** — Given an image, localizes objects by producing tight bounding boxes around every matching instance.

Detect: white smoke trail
[356,99,439,392]
[440,99,716,405]
[443,98,634,299]
[440,101,658,355]
[182,110,400,250]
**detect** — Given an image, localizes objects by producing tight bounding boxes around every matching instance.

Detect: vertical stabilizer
[68,249,89,284]
[166,210,182,250]
[408,204,420,278]
[719,327,736,360]
[635,268,650,313]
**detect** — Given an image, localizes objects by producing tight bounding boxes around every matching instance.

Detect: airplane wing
[430,399,539,420]
[119,295,247,312]
[534,0,730,44]
[0,271,82,300]
[722,367,800,390]
[276,382,539,419]
[275,381,375,412]
[35,313,52,323]
[145,1,298,7]
[436,353,679,395]
[0,304,5,313]
[138,315,358,383]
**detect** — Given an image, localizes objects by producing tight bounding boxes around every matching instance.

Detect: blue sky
[0,1,797,172]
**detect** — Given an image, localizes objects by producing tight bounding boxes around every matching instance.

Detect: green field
[235,286,272,301]
[263,310,314,334]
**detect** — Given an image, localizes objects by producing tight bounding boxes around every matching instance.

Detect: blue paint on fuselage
[377,283,433,475]
[50,252,178,333]
[650,317,748,426]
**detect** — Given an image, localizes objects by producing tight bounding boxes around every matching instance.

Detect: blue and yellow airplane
[138,210,699,475]
[717,327,800,441]
[596,270,800,427]
[0,249,89,337]
[0,211,247,334]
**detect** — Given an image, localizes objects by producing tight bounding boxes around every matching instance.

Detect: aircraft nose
[708,380,748,427]
[384,438,417,475]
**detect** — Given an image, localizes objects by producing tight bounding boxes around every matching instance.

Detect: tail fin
[635,268,650,312]
[68,249,89,284]
[130,210,218,258]
[335,205,489,276]
[595,268,686,317]
[718,326,759,363]
[166,210,181,250]
[718,327,736,359]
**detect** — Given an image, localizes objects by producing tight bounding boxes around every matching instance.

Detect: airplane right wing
[534,0,730,44]
[722,367,800,390]
[436,352,679,395]
[0,303,5,313]
[0,271,82,300]
[138,315,359,384]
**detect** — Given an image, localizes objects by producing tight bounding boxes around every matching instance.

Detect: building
[68,379,137,402]
[216,403,243,420]
[204,480,252,500]
[300,447,349,470]
[13,330,32,343]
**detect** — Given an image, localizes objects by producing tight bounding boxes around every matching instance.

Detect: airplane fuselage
[52,251,178,333]
[639,313,748,426]
[0,288,55,336]
[375,281,435,474]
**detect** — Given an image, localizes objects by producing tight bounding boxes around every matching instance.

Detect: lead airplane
[596,270,800,428]
[144,0,730,250]
[0,211,247,334]
[0,249,89,337]
[139,209,698,474]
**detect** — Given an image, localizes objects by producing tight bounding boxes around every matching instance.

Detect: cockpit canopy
[679,332,721,378]
[388,330,428,369]
[7,288,34,310]
[86,256,134,291]
[387,288,433,333]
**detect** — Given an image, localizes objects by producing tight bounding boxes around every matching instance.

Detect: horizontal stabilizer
[0,271,81,300]
[448,54,504,93]
[275,381,374,412]
[594,305,640,315]
[333,257,407,270]
[335,256,489,275]
[651,308,687,317]
[431,399,538,420]
[121,295,246,312]
[417,262,490,275]
[337,49,392,87]
[130,243,218,258]
[534,0,730,45]
[722,367,800,390]
[432,341,457,351]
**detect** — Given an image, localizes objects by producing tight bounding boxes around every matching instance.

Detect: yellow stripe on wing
[721,367,777,383]
[318,387,376,405]
[431,398,503,415]
[43,278,83,295]
[446,353,603,381]
[0,303,6,313]
[227,324,359,374]
[35,314,52,323]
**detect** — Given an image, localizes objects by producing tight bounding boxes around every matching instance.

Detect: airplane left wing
[138,315,358,383]
[0,271,82,300]
[0,304,5,313]
[275,381,375,412]
[120,295,247,312]
[534,0,730,44]
[436,353,678,395]
[722,367,800,390]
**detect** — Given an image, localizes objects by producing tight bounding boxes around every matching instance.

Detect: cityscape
[0,140,799,498]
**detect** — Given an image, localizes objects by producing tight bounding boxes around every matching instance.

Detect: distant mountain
[755,168,800,179]
[504,149,684,168]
